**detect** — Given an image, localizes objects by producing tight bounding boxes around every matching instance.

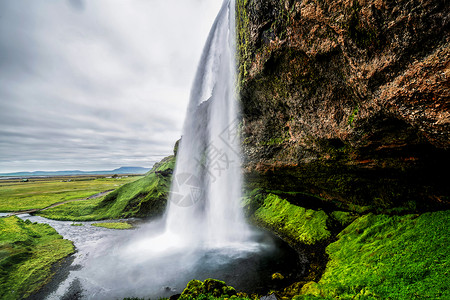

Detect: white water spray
[164,0,250,248]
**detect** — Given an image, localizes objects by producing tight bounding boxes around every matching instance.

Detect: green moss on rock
[180,279,237,299]
[236,0,251,86]
[253,194,331,245]
[272,272,285,280]
[329,211,358,227]
[298,211,450,299]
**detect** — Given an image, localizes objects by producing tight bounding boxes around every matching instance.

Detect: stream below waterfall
[18,214,304,300]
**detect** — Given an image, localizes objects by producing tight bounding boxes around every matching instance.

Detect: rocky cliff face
[237,0,449,211]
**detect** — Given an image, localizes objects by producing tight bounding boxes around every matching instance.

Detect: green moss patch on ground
[0,216,74,299]
[37,155,175,221]
[180,279,238,299]
[252,193,331,245]
[329,211,358,227]
[0,175,140,212]
[92,222,132,230]
[122,278,251,300]
[295,210,450,299]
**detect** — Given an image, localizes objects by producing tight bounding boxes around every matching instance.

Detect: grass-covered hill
[94,154,176,219]
[0,216,74,299]
[37,154,175,221]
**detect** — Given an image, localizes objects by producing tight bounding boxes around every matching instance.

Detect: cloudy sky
[0,0,223,173]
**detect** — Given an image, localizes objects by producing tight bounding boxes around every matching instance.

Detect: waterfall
[165,0,250,247]
[33,3,297,298]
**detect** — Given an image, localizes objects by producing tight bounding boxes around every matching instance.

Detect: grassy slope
[246,191,450,299]
[0,216,74,299]
[37,155,175,221]
[296,211,450,299]
[0,176,139,211]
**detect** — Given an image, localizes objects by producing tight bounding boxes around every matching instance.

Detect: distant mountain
[0,166,151,177]
[109,167,150,174]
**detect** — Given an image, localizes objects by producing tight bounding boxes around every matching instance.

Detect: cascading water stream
[164,0,250,248]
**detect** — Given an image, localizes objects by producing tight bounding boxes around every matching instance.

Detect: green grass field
[0,216,74,299]
[36,196,106,221]
[0,175,142,212]
[92,222,133,230]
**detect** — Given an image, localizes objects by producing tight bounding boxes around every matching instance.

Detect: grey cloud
[0,0,222,173]
[67,0,85,11]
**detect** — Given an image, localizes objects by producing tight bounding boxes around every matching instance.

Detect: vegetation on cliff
[296,211,450,299]
[244,190,450,299]
[0,216,74,299]
[236,1,449,296]
[249,193,331,245]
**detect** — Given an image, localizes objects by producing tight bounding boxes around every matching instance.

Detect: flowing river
[18,214,304,300]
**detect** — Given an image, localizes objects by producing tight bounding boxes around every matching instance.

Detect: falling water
[165,0,250,247]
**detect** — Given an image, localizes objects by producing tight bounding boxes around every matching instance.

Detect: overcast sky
[0,0,223,173]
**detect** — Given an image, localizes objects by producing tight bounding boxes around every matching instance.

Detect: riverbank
[0,216,74,299]
[9,213,302,299]
[5,190,114,217]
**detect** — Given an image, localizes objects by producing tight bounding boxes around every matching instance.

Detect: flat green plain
[0,175,142,212]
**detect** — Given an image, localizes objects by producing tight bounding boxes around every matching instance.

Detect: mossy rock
[271,273,284,280]
[329,211,358,227]
[181,279,204,298]
[299,282,322,298]
[252,193,331,246]
[300,211,450,299]
[180,279,237,299]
